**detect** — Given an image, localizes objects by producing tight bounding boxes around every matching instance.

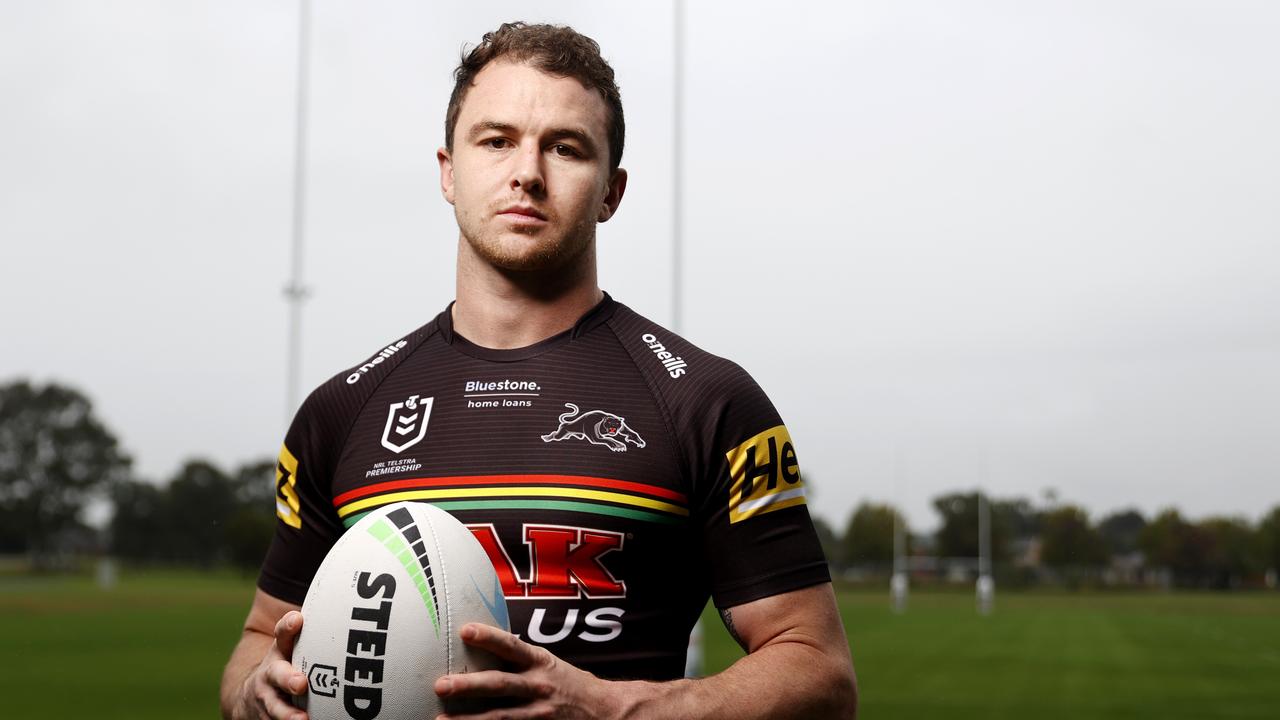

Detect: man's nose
[511,143,545,194]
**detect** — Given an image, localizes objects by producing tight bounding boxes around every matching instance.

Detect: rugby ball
[292,501,510,719]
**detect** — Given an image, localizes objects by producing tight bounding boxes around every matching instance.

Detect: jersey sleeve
[687,364,831,609]
[605,305,831,610]
[257,386,347,605]
[255,321,436,605]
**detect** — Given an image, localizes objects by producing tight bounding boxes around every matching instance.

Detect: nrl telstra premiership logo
[381,394,433,453]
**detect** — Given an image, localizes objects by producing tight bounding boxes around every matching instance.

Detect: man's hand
[436,584,854,720]
[434,623,629,720]
[223,603,309,720]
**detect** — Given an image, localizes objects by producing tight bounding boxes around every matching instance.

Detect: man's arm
[220,589,309,720]
[434,582,857,719]
[666,582,856,718]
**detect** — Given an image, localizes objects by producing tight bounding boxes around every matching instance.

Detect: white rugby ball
[292,501,510,720]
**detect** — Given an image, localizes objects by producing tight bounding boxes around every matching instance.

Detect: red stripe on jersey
[332,473,688,508]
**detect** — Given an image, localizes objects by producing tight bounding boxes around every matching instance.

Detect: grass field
[2,571,1278,718]
[0,570,254,718]
[702,589,1280,719]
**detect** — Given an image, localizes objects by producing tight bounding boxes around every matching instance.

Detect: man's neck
[451,237,604,350]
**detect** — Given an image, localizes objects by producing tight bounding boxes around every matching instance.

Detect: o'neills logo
[346,340,409,384]
[641,333,687,379]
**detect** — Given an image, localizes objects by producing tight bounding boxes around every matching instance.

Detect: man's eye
[551,144,578,157]
[484,138,510,150]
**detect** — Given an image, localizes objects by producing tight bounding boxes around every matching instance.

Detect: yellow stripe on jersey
[276,443,302,529]
[336,486,688,519]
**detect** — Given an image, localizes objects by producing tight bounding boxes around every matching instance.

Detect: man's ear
[598,167,628,222]
[437,147,456,205]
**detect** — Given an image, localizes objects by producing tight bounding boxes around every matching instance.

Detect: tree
[1260,505,1280,575]
[1002,498,1041,541]
[231,458,277,508]
[162,459,239,566]
[1140,509,1212,587]
[1040,505,1107,568]
[0,380,130,560]
[108,457,277,570]
[225,459,277,570]
[1140,509,1185,569]
[1098,509,1146,556]
[1199,516,1262,588]
[841,502,903,568]
[109,478,168,561]
[931,492,1015,562]
[811,515,840,568]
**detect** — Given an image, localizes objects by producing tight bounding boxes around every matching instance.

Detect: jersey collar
[436,292,618,362]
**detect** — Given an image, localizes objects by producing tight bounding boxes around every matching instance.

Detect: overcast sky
[2,0,1278,532]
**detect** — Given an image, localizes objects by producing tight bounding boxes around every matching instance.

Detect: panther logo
[541,403,646,453]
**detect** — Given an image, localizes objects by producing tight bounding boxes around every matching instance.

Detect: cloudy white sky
[2,0,1278,532]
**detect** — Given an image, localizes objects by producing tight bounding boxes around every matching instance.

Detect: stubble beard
[458,206,597,275]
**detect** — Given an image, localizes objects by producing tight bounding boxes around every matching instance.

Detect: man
[221,22,856,720]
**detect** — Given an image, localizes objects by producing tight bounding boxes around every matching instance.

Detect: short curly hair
[445,22,625,170]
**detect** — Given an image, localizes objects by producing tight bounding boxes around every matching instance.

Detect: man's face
[439,60,626,273]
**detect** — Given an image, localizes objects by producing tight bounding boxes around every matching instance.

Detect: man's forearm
[220,629,273,719]
[615,638,857,720]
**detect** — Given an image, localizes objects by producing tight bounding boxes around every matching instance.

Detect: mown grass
[0,569,254,718]
[701,587,1280,719]
[2,571,1277,718]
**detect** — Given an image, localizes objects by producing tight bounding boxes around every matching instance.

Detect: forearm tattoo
[720,607,748,651]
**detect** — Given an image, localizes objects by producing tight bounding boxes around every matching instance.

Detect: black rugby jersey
[259,294,829,680]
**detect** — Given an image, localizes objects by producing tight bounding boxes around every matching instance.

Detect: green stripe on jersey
[343,498,682,529]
